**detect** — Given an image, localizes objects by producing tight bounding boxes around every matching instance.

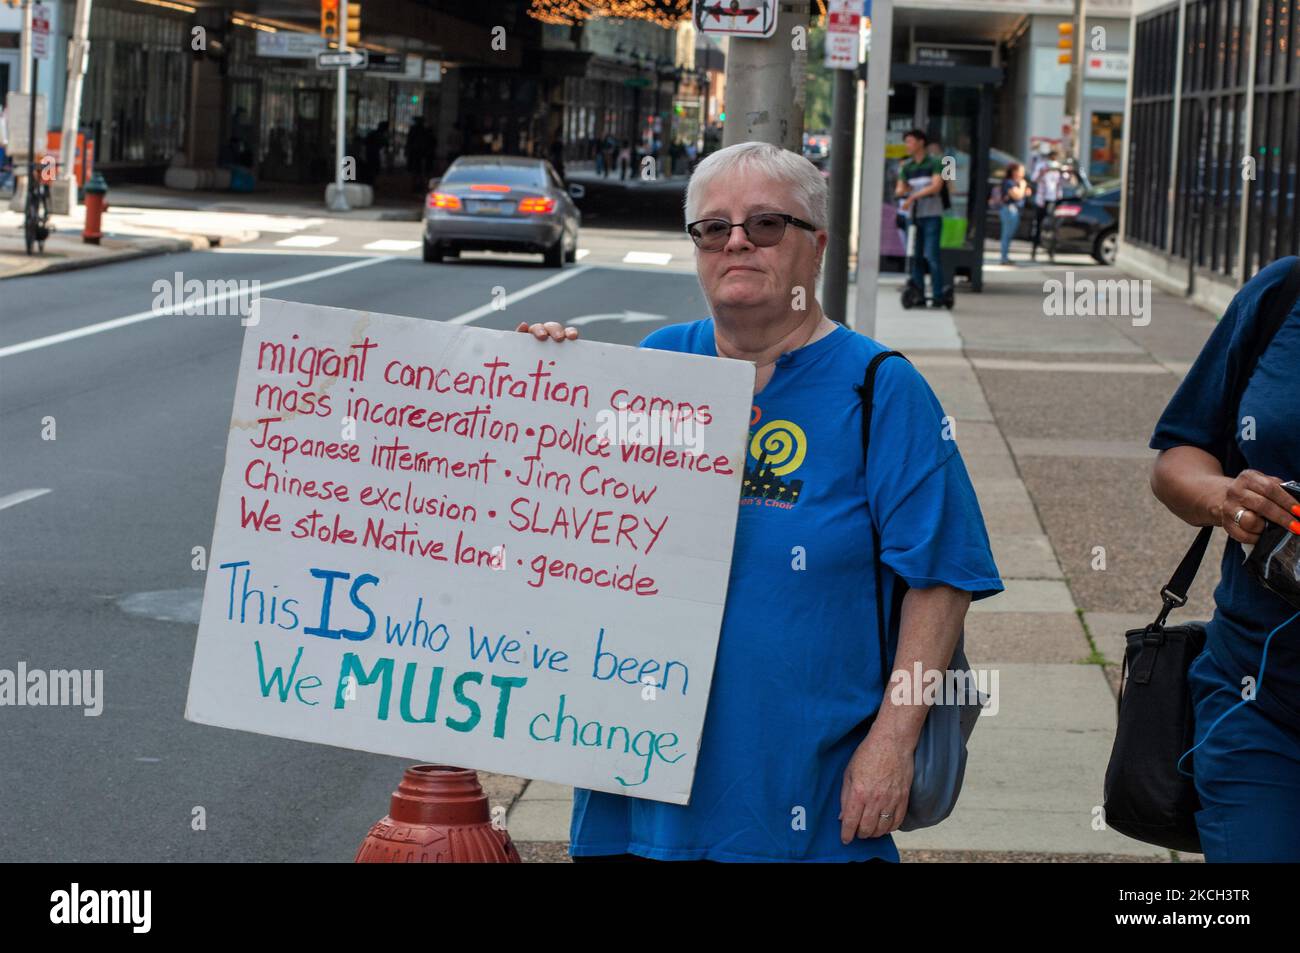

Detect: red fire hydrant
[83,172,108,245]
[355,765,521,863]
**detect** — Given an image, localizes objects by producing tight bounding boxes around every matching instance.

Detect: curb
[0,230,258,280]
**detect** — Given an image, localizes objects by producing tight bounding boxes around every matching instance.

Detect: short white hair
[684,141,828,231]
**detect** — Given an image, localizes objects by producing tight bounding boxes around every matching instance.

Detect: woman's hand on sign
[838,725,912,843]
[516,321,579,342]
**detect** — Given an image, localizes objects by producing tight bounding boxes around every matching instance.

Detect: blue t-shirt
[568,319,1004,862]
[1150,256,1300,729]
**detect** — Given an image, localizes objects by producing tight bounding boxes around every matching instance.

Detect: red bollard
[83,172,108,246]
[355,764,521,863]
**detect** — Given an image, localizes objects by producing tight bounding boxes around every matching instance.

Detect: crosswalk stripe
[275,235,340,248]
[363,239,422,251]
[622,251,672,265]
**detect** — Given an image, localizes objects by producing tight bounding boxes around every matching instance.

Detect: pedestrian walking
[998,162,1031,265]
[405,116,432,193]
[601,133,616,177]
[548,136,566,182]
[515,141,1003,862]
[1030,152,1063,261]
[617,139,631,181]
[363,121,389,185]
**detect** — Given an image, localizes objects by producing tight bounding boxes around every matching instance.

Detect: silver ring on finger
[1234,507,1247,525]
[879,812,892,820]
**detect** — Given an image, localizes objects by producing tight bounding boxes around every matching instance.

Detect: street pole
[822,66,857,324]
[9,0,34,213]
[721,0,809,151]
[20,0,32,94]
[852,0,893,338]
[54,0,92,214]
[28,54,38,212]
[1072,0,1086,163]
[327,1,350,211]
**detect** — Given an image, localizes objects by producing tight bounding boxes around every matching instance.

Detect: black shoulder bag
[1103,256,1300,852]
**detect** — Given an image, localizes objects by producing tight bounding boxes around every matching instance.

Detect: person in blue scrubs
[1150,255,1300,862]
[517,141,1003,862]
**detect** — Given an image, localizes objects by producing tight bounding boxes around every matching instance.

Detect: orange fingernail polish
[1292,504,1300,518]
[1291,521,1300,535]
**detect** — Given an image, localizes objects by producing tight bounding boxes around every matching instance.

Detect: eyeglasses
[685,212,817,251]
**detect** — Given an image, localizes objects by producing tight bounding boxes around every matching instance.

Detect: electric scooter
[897,201,955,310]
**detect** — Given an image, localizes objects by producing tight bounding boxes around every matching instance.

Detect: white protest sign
[185,299,754,804]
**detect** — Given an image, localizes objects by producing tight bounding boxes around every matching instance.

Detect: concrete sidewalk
[501,259,1223,862]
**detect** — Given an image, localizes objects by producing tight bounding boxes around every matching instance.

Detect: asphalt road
[0,241,708,861]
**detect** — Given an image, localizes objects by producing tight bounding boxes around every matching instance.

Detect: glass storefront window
[1089,111,1123,179]
[82,3,190,166]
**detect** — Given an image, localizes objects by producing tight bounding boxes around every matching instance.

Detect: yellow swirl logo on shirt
[750,420,807,476]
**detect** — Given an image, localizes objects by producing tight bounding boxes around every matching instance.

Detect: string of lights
[526,0,691,29]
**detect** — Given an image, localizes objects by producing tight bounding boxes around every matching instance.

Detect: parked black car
[1049,182,1121,264]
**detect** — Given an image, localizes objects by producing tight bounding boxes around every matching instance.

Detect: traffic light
[346,3,361,47]
[1057,22,1074,65]
[320,0,338,42]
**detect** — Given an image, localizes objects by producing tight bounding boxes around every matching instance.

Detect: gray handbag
[856,349,987,831]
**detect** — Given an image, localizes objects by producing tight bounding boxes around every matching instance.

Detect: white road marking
[275,235,339,248]
[0,257,393,359]
[575,248,590,260]
[363,239,422,252]
[569,311,669,326]
[209,248,386,257]
[0,488,51,511]
[622,251,672,265]
[447,265,593,326]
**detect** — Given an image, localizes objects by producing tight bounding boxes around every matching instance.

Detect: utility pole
[20,0,32,93]
[852,0,893,338]
[822,0,864,324]
[721,0,810,151]
[53,0,92,214]
[327,0,350,211]
[1072,0,1087,165]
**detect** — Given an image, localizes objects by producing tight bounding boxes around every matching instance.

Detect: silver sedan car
[423,156,583,267]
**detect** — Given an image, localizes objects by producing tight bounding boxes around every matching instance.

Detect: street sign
[316,48,368,70]
[693,0,777,39]
[31,2,51,61]
[258,31,328,59]
[365,52,403,73]
[4,91,47,159]
[1085,51,1130,80]
[824,0,861,70]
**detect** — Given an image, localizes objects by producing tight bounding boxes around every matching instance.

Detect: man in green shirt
[895,129,948,303]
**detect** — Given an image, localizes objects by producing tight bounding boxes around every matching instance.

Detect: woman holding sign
[517,141,1003,862]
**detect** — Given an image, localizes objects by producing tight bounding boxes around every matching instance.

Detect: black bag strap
[1152,256,1300,627]
[855,350,910,679]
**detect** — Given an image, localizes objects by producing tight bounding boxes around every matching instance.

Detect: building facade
[893,0,1133,168]
[1120,0,1298,311]
[4,0,516,192]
